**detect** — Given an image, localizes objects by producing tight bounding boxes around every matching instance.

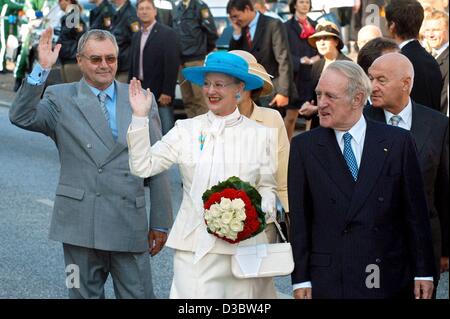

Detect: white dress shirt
[334,114,367,167]
[383,98,413,131]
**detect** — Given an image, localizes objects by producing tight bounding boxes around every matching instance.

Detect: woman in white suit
[126,51,279,298]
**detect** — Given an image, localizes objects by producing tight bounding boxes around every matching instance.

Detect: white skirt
[170,250,278,299]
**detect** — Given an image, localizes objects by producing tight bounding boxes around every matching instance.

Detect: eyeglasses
[202,81,235,90]
[80,54,117,65]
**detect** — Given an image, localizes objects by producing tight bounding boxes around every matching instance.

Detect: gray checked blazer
[9,79,173,253]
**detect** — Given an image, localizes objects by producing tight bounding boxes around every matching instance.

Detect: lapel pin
[383,148,388,152]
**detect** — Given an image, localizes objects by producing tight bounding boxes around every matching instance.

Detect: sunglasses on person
[79,54,117,65]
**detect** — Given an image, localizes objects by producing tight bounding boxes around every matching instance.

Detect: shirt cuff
[414,277,433,281]
[131,115,149,130]
[293,282,312,290]
[27,63,51,85]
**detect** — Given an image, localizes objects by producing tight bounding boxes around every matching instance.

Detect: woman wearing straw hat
[126,51,278,298]
[299,21,352,129]
[229,50,290,245]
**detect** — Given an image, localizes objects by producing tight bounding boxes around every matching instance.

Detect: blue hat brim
[182,65,264,91]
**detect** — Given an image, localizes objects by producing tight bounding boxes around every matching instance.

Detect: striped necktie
[245,27,252,49]
[98,92,109,123]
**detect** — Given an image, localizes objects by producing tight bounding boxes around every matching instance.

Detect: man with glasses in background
[9,28,173,299]
[422,9,449,115]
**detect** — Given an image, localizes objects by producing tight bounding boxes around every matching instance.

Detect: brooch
[198,131,206,151]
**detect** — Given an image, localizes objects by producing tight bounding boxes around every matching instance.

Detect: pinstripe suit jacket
[288,118,436,298]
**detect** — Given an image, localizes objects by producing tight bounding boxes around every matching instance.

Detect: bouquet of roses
[202,176,266,244]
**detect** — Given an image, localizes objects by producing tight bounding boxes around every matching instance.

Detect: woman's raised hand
[129,77,152,117]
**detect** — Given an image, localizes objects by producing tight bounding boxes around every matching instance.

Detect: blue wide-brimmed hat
[182,51,264,91]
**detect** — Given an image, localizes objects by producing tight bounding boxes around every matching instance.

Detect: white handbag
[231,219,294,278]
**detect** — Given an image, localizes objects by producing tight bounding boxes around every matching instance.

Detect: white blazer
[127,113,279,255]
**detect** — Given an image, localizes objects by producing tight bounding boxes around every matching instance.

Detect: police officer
[57,0,86,83]
[172,0,218,118]
[0,0,24,73]
[110,0,139,82]
[89,0,114,30]
[154,0,172,26]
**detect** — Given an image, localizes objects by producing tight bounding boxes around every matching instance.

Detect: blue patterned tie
[343,132,358,181]
[98,92,109,123]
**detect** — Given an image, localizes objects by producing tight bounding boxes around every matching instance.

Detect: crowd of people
[4,0,450,299]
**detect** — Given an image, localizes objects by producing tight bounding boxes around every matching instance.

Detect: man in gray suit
[9,28,173,299]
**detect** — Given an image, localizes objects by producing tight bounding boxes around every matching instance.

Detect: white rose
[209,204,222,218]
[231,198,245,211]
[204,210,212,221]
[229,218,244,232]
[214,221,223,233]
[220,198,232,210]
[235,209,247,221]
[222,223,231,233]
[228,231,238,241]
[216,218,224,228]
[221,211,233,224]
[219,223,230,235]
